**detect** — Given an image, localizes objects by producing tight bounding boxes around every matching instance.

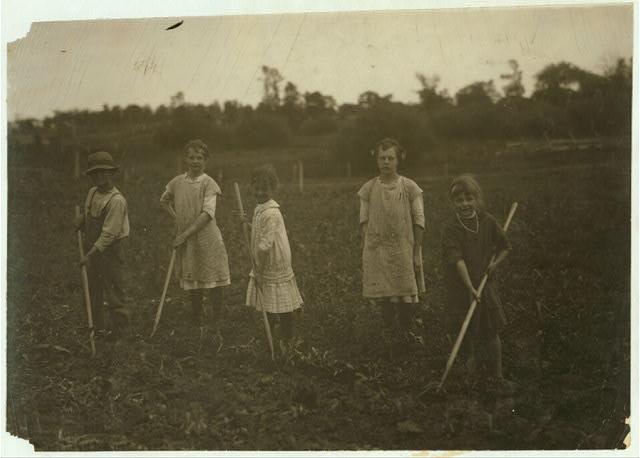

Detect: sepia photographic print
[3,0,637,455]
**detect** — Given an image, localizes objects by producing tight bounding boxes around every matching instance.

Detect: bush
[233,113,291,149]
[335,103,435,174]
[299,114,338,136]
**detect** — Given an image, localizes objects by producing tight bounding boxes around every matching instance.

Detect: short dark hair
[371,138,407,164]
[449,174,485,212]
[251,164,279,191]
[183,139,210,159]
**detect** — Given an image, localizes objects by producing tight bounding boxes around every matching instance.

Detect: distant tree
[260,65,284,110]
[500,59,525,98]
[281,82,305,129]
[223,100,243,125]
[155,105,170,121]
[600,57,632,135]
[357,91,392,110]
[415,73,452,110]
[170,91,185,109]
[336,102,434,172]
[533,62,610,135]
[304,91,336,116]
[338,103,360,119]
[455,80,499,107]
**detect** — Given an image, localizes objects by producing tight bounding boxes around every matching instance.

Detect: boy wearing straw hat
[75,151,131,339]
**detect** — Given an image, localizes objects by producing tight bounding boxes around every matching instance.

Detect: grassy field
[6,152,631,450]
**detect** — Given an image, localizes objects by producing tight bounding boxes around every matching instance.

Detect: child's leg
[487,334,503,379]
[266,312,278,330]
[381,301,396,330]
[208,287,223,329]
[190,289,204,325]
[279,312,293,343]
[396,303,413,334]
[102,244,131,333]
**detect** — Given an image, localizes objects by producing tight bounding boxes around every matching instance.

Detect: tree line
[8,58,632,172]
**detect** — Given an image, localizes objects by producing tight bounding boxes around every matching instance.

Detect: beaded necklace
[456,211,479,234]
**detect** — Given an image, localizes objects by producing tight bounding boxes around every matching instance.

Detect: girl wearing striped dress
[245,165,303,350]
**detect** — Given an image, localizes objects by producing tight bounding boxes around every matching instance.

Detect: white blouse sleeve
[257,210,279,253]
[202,194,217,219]
[411,194,425,228]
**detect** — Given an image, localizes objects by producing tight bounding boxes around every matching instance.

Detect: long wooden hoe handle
[234,182,275,361]
[150,249,176,337]
[75,205,96,357]
[437,202,518,392]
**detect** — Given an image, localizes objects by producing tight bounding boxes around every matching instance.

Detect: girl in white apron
[358,138,426,349]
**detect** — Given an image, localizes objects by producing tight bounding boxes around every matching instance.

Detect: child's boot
[108,307,131,342]
[380,303,396,358]
[279,312,294,356]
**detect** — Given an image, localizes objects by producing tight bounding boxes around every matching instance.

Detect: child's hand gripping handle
[233,182,275,361]
[435,202,518,393]
[75,205,96,357]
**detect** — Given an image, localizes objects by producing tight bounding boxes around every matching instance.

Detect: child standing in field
[358,138,426,346]
[160,139,230,328]
[442,174,512,388]
[76,151,131,338]
[244,165,303,351]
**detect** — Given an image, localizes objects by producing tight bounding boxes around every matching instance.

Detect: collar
[184,172,208,182]
[255,199,280,212]
[377,175,402,186]
[93,186,120,197]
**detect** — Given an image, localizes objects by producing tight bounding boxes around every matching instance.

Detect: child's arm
[486,249,509,276]
[173,181,218,247]
[80,197,127,265]
[413,224,424,270]
[159,188,177,219]
[360,222,368,240]
[161,201,177,219]
[456,260,481,302]
[411,191,425,270]
[173,212,212,247]
[486,215,512,275]
[254,210,279,269]
[359,197,369,242]
[73,212,85,233]
[443,222,480,302]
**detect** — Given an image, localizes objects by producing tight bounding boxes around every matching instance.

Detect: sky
[5,3,634,121]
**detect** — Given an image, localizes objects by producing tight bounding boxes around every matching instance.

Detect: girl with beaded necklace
[442,174,513,389]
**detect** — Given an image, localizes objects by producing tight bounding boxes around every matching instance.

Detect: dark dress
[442,211,510,341]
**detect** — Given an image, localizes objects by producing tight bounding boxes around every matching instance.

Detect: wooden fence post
[298,160,304,193]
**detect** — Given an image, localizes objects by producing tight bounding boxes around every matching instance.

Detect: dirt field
[6,155,631,450]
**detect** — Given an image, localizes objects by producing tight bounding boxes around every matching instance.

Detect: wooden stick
[233,182,275,361]
[75,205,96,357]
[436,202,518,392]
[150,249,176,337]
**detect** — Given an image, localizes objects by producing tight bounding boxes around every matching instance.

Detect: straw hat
[84,151,119,175]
